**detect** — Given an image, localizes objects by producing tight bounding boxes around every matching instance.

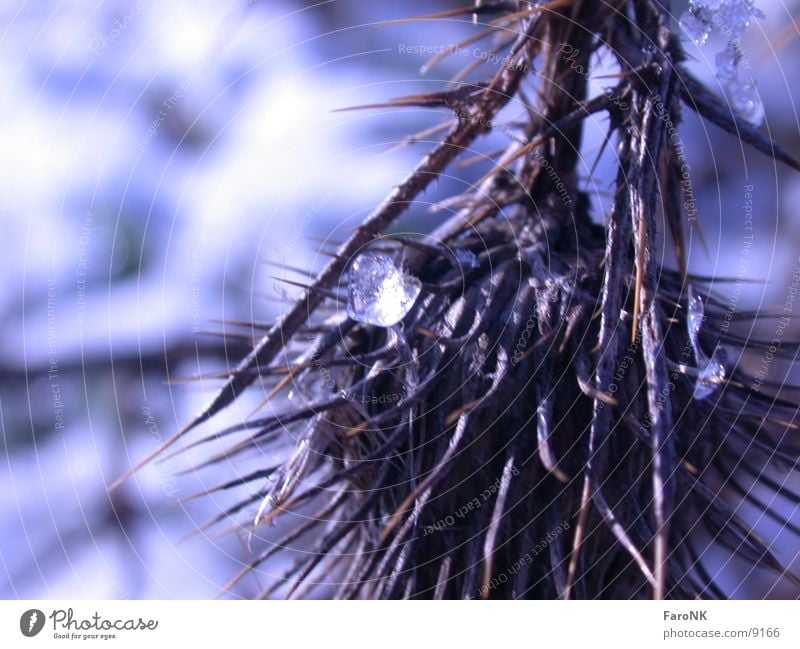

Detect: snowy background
[1,0,800,598]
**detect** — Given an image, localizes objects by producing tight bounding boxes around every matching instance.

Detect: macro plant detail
[116,0,800,599]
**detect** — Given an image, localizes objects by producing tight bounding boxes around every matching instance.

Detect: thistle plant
[119,0,800,599]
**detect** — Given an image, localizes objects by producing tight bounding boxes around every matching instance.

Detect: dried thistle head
[121,0,800,598]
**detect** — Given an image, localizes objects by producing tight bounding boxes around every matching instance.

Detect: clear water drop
[728,78,764,125]
[346,252,421,327]
[686,285,706,361]
[694,345,728,400]
[687,286,728,400]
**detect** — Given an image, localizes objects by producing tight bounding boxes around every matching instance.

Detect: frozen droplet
[346,252,421,327]
[718,0,761,35]
[453,249,479,269]
[680,10,711,45]
[715,45,738,82]
[686,285,706,362]
[684,0,764,41]
[694,345,728,400]
[687,286,728,400]
[680,1,766,124]
[728,78,764,125]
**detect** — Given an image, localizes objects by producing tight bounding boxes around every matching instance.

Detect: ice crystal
[679,0,765,124]
[346,252,421,327]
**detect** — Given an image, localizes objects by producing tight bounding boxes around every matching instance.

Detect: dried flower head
[117,0,800,599]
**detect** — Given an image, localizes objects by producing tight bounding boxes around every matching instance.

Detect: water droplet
[687,286,727,400]
[694,345,728,400]
[728,78,764,125]
[346,252,421,327]
[686,285,706,361]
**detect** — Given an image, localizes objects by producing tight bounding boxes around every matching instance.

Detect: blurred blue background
[1,0,800,598]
